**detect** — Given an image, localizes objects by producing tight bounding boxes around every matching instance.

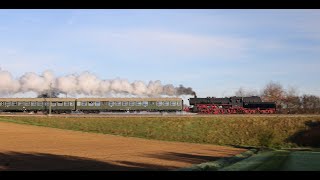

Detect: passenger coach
[0,98,76,113]
[76,98,183,113]
[0,97,183,113]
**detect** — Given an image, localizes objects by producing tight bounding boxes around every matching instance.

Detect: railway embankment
[1,115,319,149]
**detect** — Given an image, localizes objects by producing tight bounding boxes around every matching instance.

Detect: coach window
[177,101,181,106]
[95,102,101,106]
[64,102,70,106]
[170,101,176,106]
[142,101,148,106]
[115,102,121,106]
[25,102,30,106]
[156,101,162,106]
[0,102,4,106]
[82,102,87,106]
[44,102,48,106]
[136,101,142,106]
[31,102,37,106]
[88,101,94,107]
[37,102,43,106]
[18,102,24,106]
[77,101,81,106]
[122,102,128,106]
[163,101,169,106]
[70,102,74,106]
[52,102,57,106]
[57,102,63,106]
[12,102,18,106]
[108,102,114,106]
[129,101,135,106]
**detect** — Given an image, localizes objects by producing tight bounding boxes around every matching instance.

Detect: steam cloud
[0,68,196,97]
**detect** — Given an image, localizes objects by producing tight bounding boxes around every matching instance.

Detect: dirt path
[0,121,245,171]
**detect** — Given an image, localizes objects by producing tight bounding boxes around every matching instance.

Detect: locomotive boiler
[187,96,276,114]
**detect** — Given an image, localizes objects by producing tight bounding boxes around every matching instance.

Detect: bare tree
[261,81,285,109]
[301,94,320,113]
[37,89,61,98]
[283,87,301,113]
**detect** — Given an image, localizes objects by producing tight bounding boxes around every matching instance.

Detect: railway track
[1,112,320,118]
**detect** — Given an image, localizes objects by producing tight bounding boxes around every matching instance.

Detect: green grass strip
[178,149,258,171]
[280,151,320,171]
[220,150,290,171]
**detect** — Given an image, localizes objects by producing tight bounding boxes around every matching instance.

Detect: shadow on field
[142,152,222,164]
[221,145,256,150]
[287,120,320,148]
[0,151,178,171]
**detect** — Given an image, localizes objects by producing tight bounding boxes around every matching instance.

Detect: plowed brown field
[0,121,245,171]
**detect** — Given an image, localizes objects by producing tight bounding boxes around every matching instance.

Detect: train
[0,96,276,114]
[0,98,183,114]
[186,96,276,114]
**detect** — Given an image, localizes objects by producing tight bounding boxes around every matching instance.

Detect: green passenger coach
[0,97,183,113]
[0,98,76,113]
[76,98,183,113]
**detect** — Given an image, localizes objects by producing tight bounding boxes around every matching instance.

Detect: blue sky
[0,9,320,99]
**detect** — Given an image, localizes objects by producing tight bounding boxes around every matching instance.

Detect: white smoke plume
[0,68,196,97]
[0,69,20,95]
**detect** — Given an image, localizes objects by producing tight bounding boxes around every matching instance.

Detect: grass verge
[178,149,258,171]
[219,150,290,171]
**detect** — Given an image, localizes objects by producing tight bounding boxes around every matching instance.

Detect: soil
[0,121,245,171]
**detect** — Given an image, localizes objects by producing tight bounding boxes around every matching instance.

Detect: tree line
[234,81,320,114]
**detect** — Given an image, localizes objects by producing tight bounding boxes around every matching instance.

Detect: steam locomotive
[187,96,276,114]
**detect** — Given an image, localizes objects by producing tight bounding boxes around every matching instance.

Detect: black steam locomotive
[187,96,276,114]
